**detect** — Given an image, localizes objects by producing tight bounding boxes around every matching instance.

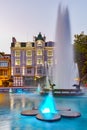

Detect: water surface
[0,93,87,130]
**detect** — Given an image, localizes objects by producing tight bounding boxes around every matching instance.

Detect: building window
[13,77,23,86]
[15,59,20,65]
[26,50,32,57]
[15,68,20,73]
[27,68,32,74]
[0,70,7,76]
[32,43,34,47]
[47,58,53,65]
[0,70,3,75]
[4,70,8,76]
[37,49,42,55]
[45,42,48,47]
[15,50,20,57]
[37,68,42,74]
[21,42,26,47]
[47,50,53,56]
[0,61,8,67]
[37,58,43,64]
[26,59,32,65]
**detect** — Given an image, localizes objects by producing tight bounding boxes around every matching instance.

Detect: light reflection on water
[0,93,87,130]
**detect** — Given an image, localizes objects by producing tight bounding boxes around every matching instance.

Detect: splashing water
[39,91,58,119]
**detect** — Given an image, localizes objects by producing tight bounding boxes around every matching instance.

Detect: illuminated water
[39,91,58,119]
[0,92,87,130]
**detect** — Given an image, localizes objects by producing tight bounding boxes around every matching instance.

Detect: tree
[74,32,87,82]
[3,81,9,87]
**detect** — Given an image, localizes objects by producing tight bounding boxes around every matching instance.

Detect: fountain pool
[0,92,87,130]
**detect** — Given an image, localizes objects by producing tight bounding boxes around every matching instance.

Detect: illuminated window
[26,59,32,65]
[47,58,53,65]
[15,42,20,47]
[37,49,42,55]
[1,70,7,76]
[26,50,32,57]
[4,70,7,75]
[15,50,20,57]
[15,59,20,65]
[37,40,42,46]
[47,50,53,56]
[37,58,43,64]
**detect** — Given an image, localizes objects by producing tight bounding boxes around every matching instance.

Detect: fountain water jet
[37,91,61,121]
[39,91,57,114]
[53,4,78,89]
[37,83,41,93]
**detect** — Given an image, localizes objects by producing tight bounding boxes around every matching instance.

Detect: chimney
[12,37,16,43]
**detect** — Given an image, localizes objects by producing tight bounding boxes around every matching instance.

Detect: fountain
[21,3,81,122]
[45,76,50,89]
[9,88,13,93]
[53,4,77,90]
[39,91,57,114]
[36,91,61,121]
[36,3,81,120]
[36,83,41,94]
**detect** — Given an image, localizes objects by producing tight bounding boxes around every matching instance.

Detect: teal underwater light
[39,91,58,117]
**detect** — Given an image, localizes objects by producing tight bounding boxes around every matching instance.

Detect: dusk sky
[0,0,87,53]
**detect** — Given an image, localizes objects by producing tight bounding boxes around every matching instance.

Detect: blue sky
[0,0,87,53]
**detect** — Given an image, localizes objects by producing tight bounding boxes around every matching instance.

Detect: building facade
[11,33,54,87]
[0,52,11,87]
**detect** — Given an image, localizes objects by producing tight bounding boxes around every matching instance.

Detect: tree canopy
[74,32,87,82]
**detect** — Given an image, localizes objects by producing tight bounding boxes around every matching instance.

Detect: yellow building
[0,52,12,87]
